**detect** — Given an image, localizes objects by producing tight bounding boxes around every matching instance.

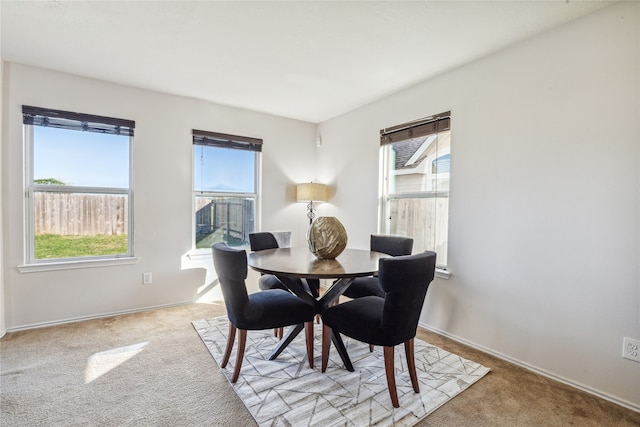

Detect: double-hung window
[22,105,134,263]
[192,129,261,250]
[380,111,451,269]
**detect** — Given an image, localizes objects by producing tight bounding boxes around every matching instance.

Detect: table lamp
[296,183,329,224]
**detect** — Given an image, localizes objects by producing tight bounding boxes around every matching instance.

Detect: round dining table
[248,247,389,371]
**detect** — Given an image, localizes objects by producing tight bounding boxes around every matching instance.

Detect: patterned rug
[193,316,490,426]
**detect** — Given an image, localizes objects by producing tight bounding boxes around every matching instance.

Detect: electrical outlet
[143,272,152,285]
[622,337,640,362]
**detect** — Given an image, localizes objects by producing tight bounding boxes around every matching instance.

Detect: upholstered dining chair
[250,231,321,337]
[342,234,414,299]
[320,251,437,407]
[249,231,289,292]
[249,231,321,297]
[212,243,316,383]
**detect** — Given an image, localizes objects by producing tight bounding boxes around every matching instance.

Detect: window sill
[186,249,213,260]
[435,268,450,280]
[17,257,140,273]
[186,246,249,260]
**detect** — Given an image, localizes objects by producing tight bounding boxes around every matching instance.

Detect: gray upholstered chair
[212,243,315,382]
[321,251,437,407]
[342,234,414,299]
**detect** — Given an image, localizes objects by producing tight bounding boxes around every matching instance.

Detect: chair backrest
[370,235,414,257]
[212,243,249,327]
[378,251,437,345]
[249,231,292,251]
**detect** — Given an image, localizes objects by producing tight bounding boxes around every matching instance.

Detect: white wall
[2,63,317,329]
[0,58,5,337]
[318,2,639,409]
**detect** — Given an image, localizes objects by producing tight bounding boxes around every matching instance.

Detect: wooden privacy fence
[34,192,127,236]
[195,197,254,244]
[389,196,449,266]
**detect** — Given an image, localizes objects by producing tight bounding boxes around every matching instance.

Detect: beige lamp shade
[296,183,329,202]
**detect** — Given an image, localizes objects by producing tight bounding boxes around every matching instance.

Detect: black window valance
[192,129,262,152]
[22,105,135,136]
[380,111,450,145]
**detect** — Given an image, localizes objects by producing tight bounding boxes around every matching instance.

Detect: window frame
[378,112,451,275]
[191,130,262,255]
[21,106,135,268]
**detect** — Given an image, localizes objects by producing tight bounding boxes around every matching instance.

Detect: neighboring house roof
[392,136,429,171]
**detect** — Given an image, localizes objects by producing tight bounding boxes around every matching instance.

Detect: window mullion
[32,185,129,195]
[388,191,448,199]
[128,135,134,258]
[24,124,36,263]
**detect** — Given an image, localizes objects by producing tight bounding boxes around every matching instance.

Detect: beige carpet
[1,303,639,426]
[193,316,489,426]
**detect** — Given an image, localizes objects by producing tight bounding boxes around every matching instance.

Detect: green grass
[35,234,128,259]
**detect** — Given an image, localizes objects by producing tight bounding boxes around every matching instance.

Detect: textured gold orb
[307,217,348,259]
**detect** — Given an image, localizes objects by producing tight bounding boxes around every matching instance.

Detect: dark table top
[247,247,389,279]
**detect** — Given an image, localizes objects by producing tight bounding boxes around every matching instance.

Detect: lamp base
[306,201,316,224]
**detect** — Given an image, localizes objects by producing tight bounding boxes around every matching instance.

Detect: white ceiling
[1,1,615,123]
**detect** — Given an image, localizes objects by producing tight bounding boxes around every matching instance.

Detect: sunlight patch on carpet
[84,342,148,384]
[193,317,489,426]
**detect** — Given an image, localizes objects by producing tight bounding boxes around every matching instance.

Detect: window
[22,105,134,263]
[380,112,451,268]
[192,129,261,250]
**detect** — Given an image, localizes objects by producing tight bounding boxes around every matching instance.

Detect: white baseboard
[418,321,640,414]
[3,301,194,333]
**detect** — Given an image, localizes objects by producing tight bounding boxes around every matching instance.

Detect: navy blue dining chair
[342,234,413,299]
[212,243,316,382]
[249,231,320,297]
[250,231,321,338]
[320,251,437,407]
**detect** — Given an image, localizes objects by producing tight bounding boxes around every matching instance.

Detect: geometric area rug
[193,316,490,427]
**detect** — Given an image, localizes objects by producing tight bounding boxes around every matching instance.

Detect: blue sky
[194,145,255,193]
[34,127,254,192]
[34,126,129,188]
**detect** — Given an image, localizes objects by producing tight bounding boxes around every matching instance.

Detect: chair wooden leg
[278,327,284,340]
[369,344,374,352]
[405,339,420,393]
[231,329,247,383]
[305,321,314,368]
[321,324,332,372]
[383,346,400,408]
[221,323,236,368]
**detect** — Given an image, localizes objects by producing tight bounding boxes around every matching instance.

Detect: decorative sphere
[307,217,348,259]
